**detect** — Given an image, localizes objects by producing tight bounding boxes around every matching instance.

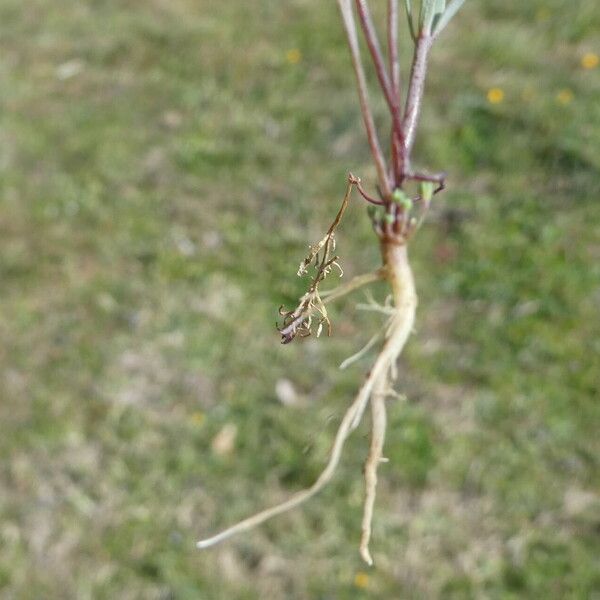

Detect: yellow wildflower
[581,52,599,70]
[556,88,574,105]
[354,571,369,589]
[487,87,504,104]
[285,48,302,65]
[191,411,205,425]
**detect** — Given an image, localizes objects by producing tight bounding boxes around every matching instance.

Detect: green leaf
[418,0,430,29]
[392,189,413,211]
[433,0,467,35]
[392,188,408,202]
[420,0,444,33]
[432,0,446,31]
[419,181,435,202]
[421,0,446,34]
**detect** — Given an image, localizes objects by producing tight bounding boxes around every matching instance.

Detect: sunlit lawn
[0,1,599,598]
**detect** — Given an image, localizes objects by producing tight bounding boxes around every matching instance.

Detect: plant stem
[337,0,391,198]
[355,0,394,103]
[355,0,405,186]
[387,0,404,185]
[388,0,401,95]
[402,34,432,167]
[382,241,416,313]
[349,240,417,431]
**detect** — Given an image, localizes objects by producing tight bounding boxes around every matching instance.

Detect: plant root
[359,372,388,565]
[197,240,416,565]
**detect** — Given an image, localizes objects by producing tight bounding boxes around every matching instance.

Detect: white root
[197,242,417,565]
[320,269,385,304]
[197,357,387,549]
[359,373,388,565]
[349,244,416,431]
[339,327,385,370]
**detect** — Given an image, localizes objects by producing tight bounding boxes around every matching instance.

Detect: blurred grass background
[1,0,599,598]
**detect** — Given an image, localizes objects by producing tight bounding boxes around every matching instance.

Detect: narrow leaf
[422,0,446,34]
[433,0,467,35]
[419,0,433,28]
[430,0,446,33]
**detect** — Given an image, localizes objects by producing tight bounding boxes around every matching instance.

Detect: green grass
[1,0,599,598]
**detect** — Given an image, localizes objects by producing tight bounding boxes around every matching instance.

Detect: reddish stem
[402,34,432,167]
[387,0,403,186]
[355,0,405,187]
[388,0,401,95]
[338,0,392,198]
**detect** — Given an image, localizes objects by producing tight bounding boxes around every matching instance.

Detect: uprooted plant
[197,0,468,565]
